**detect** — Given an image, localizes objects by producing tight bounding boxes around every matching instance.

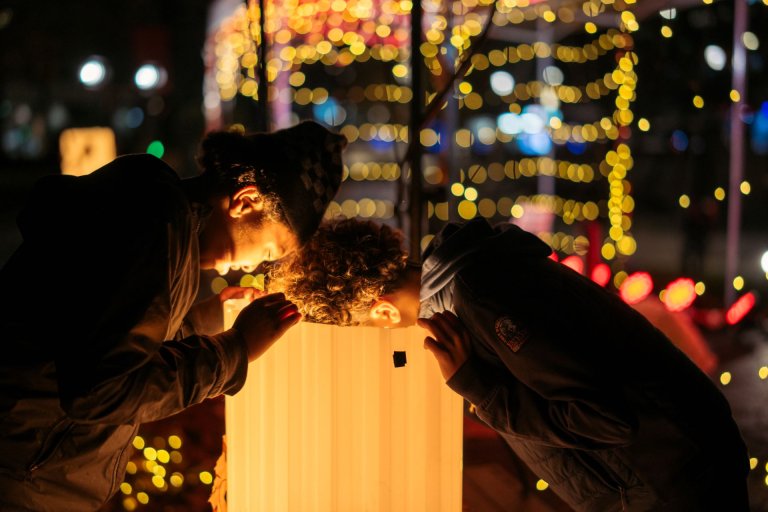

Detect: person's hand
[219,286,263,303]
[417,311,471,381]
[232,293,301,362]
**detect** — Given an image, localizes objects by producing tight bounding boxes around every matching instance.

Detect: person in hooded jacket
[0,121,346,511]
[267,217,749,512]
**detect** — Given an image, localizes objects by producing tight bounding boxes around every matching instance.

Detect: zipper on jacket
[619,485,628,511]
[109,441,130,497]
[27,420,74,475]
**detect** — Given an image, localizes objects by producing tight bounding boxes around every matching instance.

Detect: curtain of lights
[209,0,640,278]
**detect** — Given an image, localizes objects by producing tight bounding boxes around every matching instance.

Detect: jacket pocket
[27,417,75,475]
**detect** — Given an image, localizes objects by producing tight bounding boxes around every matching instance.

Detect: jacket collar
[418,219,551,317]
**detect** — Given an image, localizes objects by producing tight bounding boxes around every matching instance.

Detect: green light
[147,140,165,158]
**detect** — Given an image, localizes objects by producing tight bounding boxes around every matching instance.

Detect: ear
[369,298,402,327]
[228,185,265,218]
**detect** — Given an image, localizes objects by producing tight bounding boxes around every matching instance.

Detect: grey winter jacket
[420,219,749,512]
[0,154,248,511]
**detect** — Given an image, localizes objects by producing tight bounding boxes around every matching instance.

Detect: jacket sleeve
[447,354,636,449]
[49,191,248,425]
[61,327,248,425]
[445,269,638,449]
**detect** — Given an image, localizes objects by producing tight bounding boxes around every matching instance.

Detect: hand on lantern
[233,293,301,362]
[417,311,471,381]
[219,286,264,303]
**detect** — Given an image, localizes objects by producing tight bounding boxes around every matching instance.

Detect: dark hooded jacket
[419,219,749,512]
[0,154,248,511]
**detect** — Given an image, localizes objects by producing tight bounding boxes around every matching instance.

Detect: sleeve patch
[494,316,528,353]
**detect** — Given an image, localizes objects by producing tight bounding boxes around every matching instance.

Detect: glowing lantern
[561,255,584,275]
[224,300,463,511]
[59,127,117,176]
[619,271,653,305]
[590,263,611,287]
[662,278,697,312]
[726,292,756,325]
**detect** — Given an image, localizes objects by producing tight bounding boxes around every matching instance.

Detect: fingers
[438,311,470,344]
[259,292,287,306]
[418,313,457,348]
[274,307,302,337]
[276,302,300,322]
[219,287,266,302]
[423,336,448,355]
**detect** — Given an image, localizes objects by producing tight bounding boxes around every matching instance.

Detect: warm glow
[561,255,584,275]
[590,263,611,287]
[662,278,696,312]
[714,187,726,201]
[619,272,653,305]
[726,292,756,325]
[225,302,463,511]
[59,127,117,176]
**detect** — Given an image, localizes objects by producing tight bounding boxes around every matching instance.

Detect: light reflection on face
[214,216,300,276]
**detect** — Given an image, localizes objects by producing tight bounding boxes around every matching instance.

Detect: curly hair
[266,218,409,326]
[195,130,286,223]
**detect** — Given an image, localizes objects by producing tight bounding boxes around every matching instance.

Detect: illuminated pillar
[224,301,463,512]
[725,0,748,306]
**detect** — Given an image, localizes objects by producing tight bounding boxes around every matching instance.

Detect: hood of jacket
[419,218,551,317]
[16,154,187,244]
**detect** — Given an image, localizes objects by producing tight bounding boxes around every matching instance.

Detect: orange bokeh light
[662,277,696,312]
[619,271,653,305]
[590,263,611,287]
[561,255,584,275]
[726,292,756,325]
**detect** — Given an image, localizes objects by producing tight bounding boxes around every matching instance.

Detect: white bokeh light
[659,8,677,19]
[79,58,107,87]
[743,31,759,51]
[521,112,546,134]
[490,71,515,96]
[761,250,768,273]
[134,64,165,90]
[704,45,727,71]
[542,65,564,86]
[498,113,523,135]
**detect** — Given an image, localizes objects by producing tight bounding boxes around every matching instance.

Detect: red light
[663,278,697,312]
[726,292,756,325]
[590,263,611,287]
[561,255,584,275]
[619,272,653,305]
[548,252,559,262]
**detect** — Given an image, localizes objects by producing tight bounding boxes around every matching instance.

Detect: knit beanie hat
[198,120,347,245]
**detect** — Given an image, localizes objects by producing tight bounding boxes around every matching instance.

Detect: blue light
[313,98,346,126]
[566,141,587,155]
[752,103,768,155]
[671,130,689,152]
[517,132,552,156]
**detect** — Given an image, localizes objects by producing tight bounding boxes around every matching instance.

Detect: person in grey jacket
[0,121,346,511]
[267,217,749,512]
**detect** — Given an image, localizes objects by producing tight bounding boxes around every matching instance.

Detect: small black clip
[393,351,407,368]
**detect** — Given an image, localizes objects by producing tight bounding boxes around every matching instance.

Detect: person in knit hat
[0,120,346,511]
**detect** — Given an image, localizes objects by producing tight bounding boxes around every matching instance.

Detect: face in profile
[224,214,299,274]
[200,185,301,275]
